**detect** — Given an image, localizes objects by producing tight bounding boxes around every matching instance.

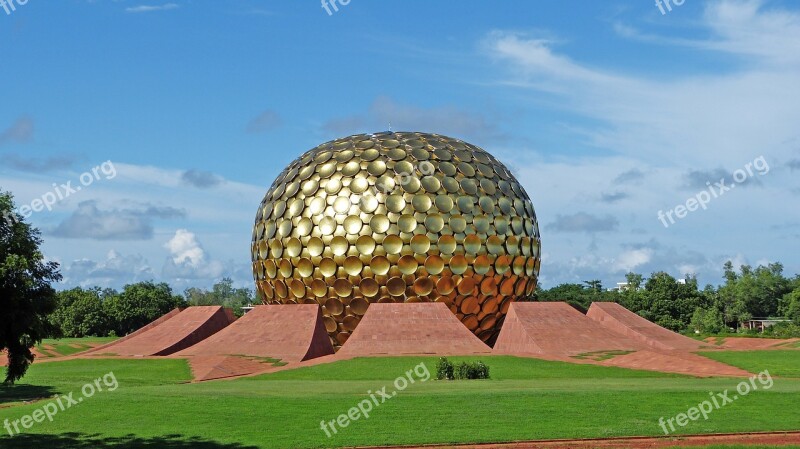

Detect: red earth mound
[175,304,334,381]
[587,302,711,351]
[83,306,234,357]
[494,302,750,377]
[337,302,491,356]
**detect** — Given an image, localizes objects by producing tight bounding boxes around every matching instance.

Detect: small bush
[436,357,454,380]
[454,361,490,380]
[762,322,800,338]
[436,358,490,380]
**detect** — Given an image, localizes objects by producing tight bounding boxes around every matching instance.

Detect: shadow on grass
[0,385,59,405]
[0,433,260,449]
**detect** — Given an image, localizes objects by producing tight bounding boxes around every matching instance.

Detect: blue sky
[1,0,798,291]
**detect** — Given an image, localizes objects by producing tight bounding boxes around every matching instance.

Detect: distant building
[609,282,634,292]
[743,318,792,332]
[241,305,255,314]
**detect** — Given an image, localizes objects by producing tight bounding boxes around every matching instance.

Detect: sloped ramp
[494,302,749,377]
[337,302,491,356]
[587,302,709,351]
[494,302,642,357]
[175,304,334,381]
[707,337,800,350]
[599,350,751,377]
[84,306,234,357]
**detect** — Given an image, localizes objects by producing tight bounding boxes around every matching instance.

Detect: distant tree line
[49,278,254,338]
[534,262,800,337]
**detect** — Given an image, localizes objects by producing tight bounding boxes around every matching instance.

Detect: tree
[537,282,615,312]
[184,278,254,317]
[626,272,708,331]
[50,287,113,337]
[723,262,791,320]
[625,272,644,290]
[1,191,61,383]
[583,280,603,292]
[104,282,184,335]
[783,288,800,325]
[690,307,724,334]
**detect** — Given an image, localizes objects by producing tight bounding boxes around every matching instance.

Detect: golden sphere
[251,132,541,350]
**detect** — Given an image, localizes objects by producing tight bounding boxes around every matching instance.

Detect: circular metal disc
[330,236,349,256]
[387,277,406,296]
[383,235,403,255]
[425,255,445,275]
[359,278,380,297]
[410,234,431,254]
[370,256,391,275]
[333,278,353,297]
[438,235,457,254]
[370,215,391,233]
[398,255,419,275]
[356,235,376,255]
[343,256,363,276]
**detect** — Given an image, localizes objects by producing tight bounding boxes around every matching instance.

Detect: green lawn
[698,350,800,378]
[0,355,798,448]
[36,337,118,357]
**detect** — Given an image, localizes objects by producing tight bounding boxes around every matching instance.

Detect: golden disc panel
[252,132,541,350]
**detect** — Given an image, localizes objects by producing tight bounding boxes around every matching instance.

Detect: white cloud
[162,229,224,280]
[125,3,179,13]
[613,248,654,272]
[61,250,155,288]
[483,2,800,166]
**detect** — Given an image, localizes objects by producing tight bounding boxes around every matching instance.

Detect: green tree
[783,288,800,325]
[723,262,791,320]
[625,272,644,290]
[583,280,603,292]
[50,287,113,337]
[184,278,253,317]
[689,307,724,334]
[105,281,184,335]
[537,282,615,312]
[631,272,708,331]
[1,191,61,383]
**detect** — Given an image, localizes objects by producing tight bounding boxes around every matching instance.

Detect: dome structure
[251,132,541,350]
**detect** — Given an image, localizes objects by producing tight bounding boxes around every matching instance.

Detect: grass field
[0,350,799,449]
[698,350,800,378]
[35,337,118,358]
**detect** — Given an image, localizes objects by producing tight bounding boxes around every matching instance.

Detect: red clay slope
[587,302,709,351]
[175,304,334,381]
[176,304,334,361]
[494,302,749,377]
[338,302,491,356]
[494,302,642,357]
[84,306,235,357]
[707,337,800,350]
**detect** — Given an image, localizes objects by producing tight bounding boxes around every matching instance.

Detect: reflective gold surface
[252,132,541,350]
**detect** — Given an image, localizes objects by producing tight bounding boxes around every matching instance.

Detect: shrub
[436,357,454,380]
[437,357,489,380]
[763,322,800,338]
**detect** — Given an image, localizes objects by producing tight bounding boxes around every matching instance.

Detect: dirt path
[358,431,800,449]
